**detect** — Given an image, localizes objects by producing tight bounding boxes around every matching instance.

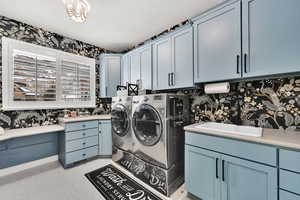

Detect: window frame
[2,37,96,110]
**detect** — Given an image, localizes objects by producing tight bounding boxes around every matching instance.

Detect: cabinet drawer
[280,149,300,173]
[65,128,98,141]
[280,190,300,200]
[66,136,98,153]
[65,146,98,165]
[185,132,277,166]
[65,121,98,132]
[280,170,300,195]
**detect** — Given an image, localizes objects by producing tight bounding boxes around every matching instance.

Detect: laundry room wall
[185,78,300,131]
[0,15,112,129]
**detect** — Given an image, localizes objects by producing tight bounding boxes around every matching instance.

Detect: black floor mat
[85,164,163,200]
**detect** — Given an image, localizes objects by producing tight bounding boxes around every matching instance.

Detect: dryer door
[132,104,163,146]
[111,104,130,137]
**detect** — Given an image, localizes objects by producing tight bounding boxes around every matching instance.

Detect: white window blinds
[61,61,91,102]
[13,50,57,101]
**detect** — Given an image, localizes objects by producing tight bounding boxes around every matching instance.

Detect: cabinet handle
[168,73,171,86]
[171,73,175,86]
[244,54,247,73]
[82,133,86,136]
[216,158,219,179]
[222,160,225,182]
[237,55,240,74]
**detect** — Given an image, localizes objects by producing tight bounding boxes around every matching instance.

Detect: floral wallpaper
[188,77,300,131]
[0,15,112,129]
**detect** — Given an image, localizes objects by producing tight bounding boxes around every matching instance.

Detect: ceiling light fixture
[62,0,91,23]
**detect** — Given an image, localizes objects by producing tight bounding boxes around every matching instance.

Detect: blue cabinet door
[193,0,242,83]
[185,145,221,200]
[121,54,131,86]
[99,120,112,156]
[130,52,141,85]
[152,37,172,90]
[100,55,121,97]
[221,155,277,200]
[242,0,300,78]
[140,45,152,90]
[172,27,194,88]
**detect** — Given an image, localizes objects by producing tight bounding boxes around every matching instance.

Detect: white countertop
[59,114,111,123]
[0,115,112,142]
[184,123,300,150]
[0,125,65,142]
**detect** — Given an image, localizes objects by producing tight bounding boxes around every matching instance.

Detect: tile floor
[0,156,193,200]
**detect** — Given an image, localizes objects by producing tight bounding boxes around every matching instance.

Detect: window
[61,60,91,102]
[13,50,57,102]
[2,37,96,110]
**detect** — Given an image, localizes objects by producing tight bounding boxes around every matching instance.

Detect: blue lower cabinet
[280,170,300,195]
[65,128,98,141]
[98,120,112,156]
[185,132,278,200]
[185,145,221,200]
[65,146,98,164]
[59,120,100,168]
[65,120,98,132]
[65,135,98,153]
[221,155,277,200]
[0,133,59,169]
[280,190,300,200]
[0,141,7,151]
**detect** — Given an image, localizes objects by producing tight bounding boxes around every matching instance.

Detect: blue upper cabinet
[139,45,152,90]
[153,25,194,90]
[193,0,242,83]
[153,37,173,90]
[100,54,122,97]
[123,44,152,90]
[121,54,131,86]
[172,27,194,88]
[242,0,300,78]
[129,52,141,85]
[221,155,277,200]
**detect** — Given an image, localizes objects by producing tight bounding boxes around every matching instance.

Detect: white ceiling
[0,0,225,52]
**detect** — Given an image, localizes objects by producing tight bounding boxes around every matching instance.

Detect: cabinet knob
[82,133,86,136]
[82,153,86,157]
[82,142,86,145]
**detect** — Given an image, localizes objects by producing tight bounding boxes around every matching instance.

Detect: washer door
[111,104,130,137]
[132,104,162,146]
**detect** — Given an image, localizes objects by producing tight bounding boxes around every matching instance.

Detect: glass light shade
[62,0,90,23]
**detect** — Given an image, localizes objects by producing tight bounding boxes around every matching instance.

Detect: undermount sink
[194,122,263,137]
